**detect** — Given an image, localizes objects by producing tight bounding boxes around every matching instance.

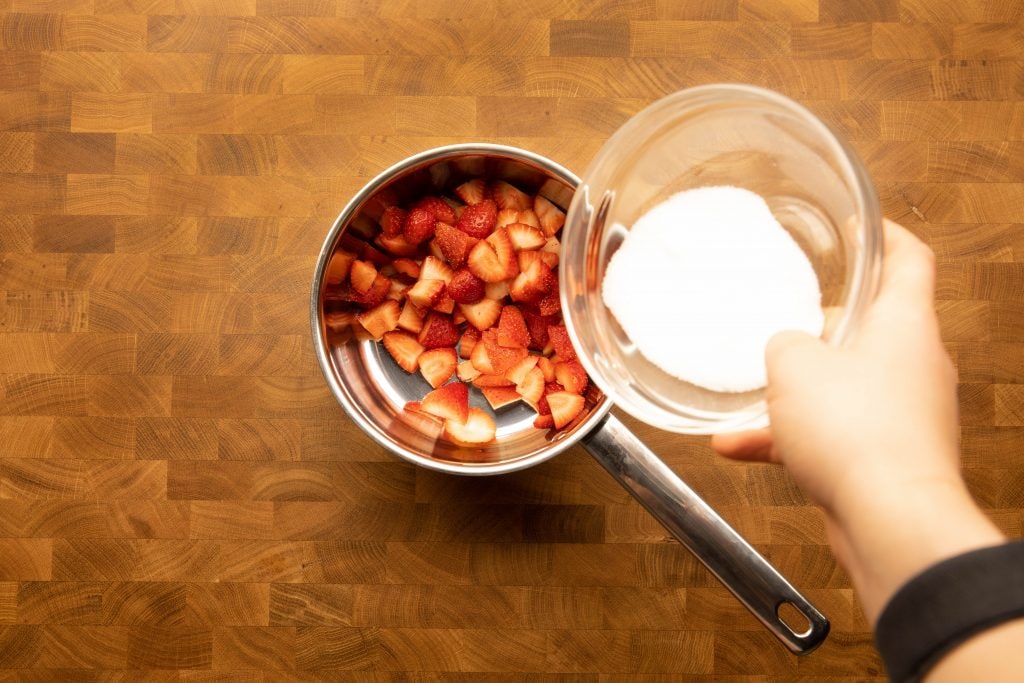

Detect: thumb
[765,330,830,391]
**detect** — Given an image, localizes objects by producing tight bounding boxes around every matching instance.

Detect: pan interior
[316,149,609,472]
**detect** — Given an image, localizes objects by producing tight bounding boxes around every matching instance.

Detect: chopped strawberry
[459,326,480,359]
[506,223,546,250]
[375,233,419,257]
[433,222,477,268]
[481,329,528,374]
[391,258,420,279]
[397,300,424,334]
[456,199,497,239]
[444,407,496,445]
[497,305,530,348]
[496,208,519,229]
[486,228,519,280]
[481,386,521,410]
[484,280,509,301]
[490,180,531,211]
[546,324,577,361]
[412,196,456,225]
[403,206,436,245]
[535,381,564,416]
[420,255,453,284]
[419,347,457,388]
[547,391,584,429]
[536,281,562,316]
[539,251,559,269]
[457,359,480,382]
[473,373,513,387]
[418,312,459,349]
[380,206,406,237]
[343,273,391,308]
[350,259,377,294]
[517,250,543,271]
[459,298,502,331]
[505,354,539,385]
[509,259,555,304]
[515,366,544,408]
[454,178,486,205]
[516,209,540,228]
[470,337,493,373]
[447,268,485,304]
[554,360,588,394]
[382,330,424,373]
[339,234,390,266]
[406,279,446,309]
[452,307,466,326]
[325,249,357,285]
[467,240,507,283]
[421,381,469,423]
[356,299,400,339]
[533,414,555,429]
[536,355,555,382]
[386,279,406,301]
[432,295,455,315]
[534,195,566,236]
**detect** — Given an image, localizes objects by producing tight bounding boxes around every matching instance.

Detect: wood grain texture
[1,0,1021,677]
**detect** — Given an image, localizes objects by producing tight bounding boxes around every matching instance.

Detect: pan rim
[310,142,614,476]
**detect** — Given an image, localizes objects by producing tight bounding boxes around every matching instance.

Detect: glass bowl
[560,84,883,434]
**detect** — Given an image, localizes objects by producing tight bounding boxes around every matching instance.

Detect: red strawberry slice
[534,195,566,236]
[533,414,555,429]
[418,312,459,349]
[456,199,497,239]
[457,359,480,382]
[350,260,377,294]
[380,206,406,237]
[382,330,424,373]
[470,336,493,374]
[419,347,457,388]
[505,354,539,385]
[413,196,456,225]
[472,373,513,387]
[397,300,424,334]
[356,299,400,339]
[516,209,541,228]
[433,222,477,268]
[467,240,508,283]
[325,249,357,285]
[536,355,555,382]
[496,208,519,229]
[406,279,445,309]
[536,277,562,316]
[547,391,584,429]
[454,178,486,205]
[546,324,577,361]
[509,259,555,304]
[490,180,531,211]
[506,223,546,250]
[459,326,480,359]
[391,258,420,280]
[497,305,530,348]
[444,407,496,444]
[535,381,564,416]
[554,360,588,395]
[481,329,528,375]
[420,255,453,284]
[432,295,455,315]
[421,381,469,423]
[447,268,485,304]
[403,206,437,245]
[481,386,521,410]
[375,233,419,257]
[515,366,544,408]
[486,227,519,280]
[459,299,502,331]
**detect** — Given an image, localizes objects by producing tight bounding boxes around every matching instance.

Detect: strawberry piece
[536,355,555,382]
[457,360,480,382]
[481,329,528,375]
[413,195,456,225]
[547,324,577,361]
[467,240,506,283]
[391,258,420,280]
[533,414,555,429]
[509,259,555,304]
[456,199,497,239]
[397,300,424,334]
[380,206,406,237]
[515,366,545,408]
[539,251,559,269]
[554,360,588,395]
[420,255,454,284]
[473,373,513,387]
[454,178,486,205]
[506,223,546,250]
[534,195,566,236]
[382,330,424,373]
[490,180,531,211]
[444,407,496,445]
[481,386,521,410]
[403,206,437,245]
[432,295,455,315]
[350,260,377,294]
[386,279,406,301]
[496,208,519,229]
[406,279,446,309]
[343,273,391,308]
[419,347,457,388]
[339,234,390,266]
[421,381,469,423]
[433,223,477,268]
[486,227,519,280]
[470,337,493,373]
[452,307,466,326]
[356,299,400,339]
[505,354,539,385]
[459,326,480,359]
[484,280,509,301]
[516,209,541,228]
[375,233,419,257]
[447,268,485,304]
[325,249,357,285]
[497,305,530,348]
[418,312,459,349]
[517,250,543,271]
[459,299,502,331]
[547,391,584,429]
[536,280,562,316]
[535,382,564,416]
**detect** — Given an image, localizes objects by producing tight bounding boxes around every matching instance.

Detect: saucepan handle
[581,413,829,655]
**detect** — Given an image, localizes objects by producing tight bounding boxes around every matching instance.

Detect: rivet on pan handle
[582,413,830,655]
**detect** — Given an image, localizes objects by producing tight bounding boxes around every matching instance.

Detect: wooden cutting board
[1,0,1021,678]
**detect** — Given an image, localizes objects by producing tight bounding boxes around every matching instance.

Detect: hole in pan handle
[581,412,830,655]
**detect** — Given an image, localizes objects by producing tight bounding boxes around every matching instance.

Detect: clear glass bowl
[560,84,883,434]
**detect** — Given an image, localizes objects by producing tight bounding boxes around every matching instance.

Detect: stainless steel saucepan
[310,143,829,654]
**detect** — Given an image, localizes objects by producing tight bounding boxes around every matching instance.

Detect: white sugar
[602,186,824,393]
